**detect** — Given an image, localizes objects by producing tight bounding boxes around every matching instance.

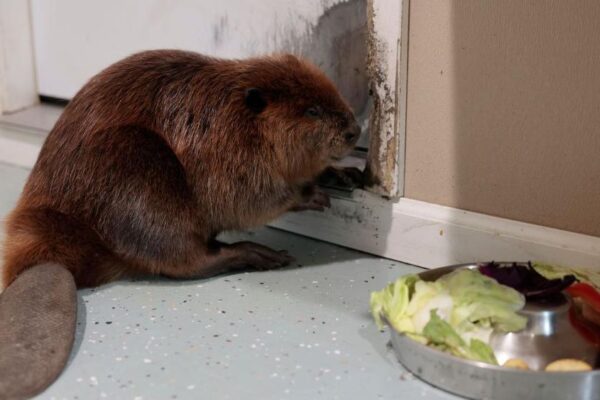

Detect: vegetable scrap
[478,261,576,300]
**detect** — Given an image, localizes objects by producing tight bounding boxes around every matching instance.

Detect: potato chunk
[545,359,592,372]
[503,358,529,370]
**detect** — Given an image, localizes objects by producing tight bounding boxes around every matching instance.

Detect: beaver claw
[230,241,295,270]
[290,187,331,212]
[317,166,365,189]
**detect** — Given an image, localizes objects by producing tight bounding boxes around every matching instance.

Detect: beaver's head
[239,54,361,183]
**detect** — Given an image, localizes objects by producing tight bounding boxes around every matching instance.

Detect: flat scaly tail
[0,264,77,400]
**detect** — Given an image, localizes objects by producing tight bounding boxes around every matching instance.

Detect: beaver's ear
[245,88,267,114]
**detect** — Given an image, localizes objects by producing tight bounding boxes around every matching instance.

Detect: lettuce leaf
[532,262,600,291]
[441,269,527,333]
[423,310,498,365]
[468,338,498,365]
[479,262,576,299]
[370,274,419,332]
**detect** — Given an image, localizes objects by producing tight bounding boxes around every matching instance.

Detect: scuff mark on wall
[212,15,229,47]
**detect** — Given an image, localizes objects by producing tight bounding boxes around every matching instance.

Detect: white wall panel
[30,0,368,124]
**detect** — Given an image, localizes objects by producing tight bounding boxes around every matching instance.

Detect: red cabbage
[478,262,576,300]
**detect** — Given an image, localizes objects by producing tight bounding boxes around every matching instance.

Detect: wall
[30,0,369,124]
[405,0,600,237]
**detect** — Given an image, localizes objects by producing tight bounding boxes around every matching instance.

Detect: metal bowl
[389,263,600,400]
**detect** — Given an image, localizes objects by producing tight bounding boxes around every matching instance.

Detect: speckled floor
[0,161,459,400]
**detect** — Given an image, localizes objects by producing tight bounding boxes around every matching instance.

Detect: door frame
[0,0,38,114]
[365,0,409,198]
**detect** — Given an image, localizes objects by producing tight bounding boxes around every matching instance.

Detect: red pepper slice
[569,306,600,346]
[567,282,600,312]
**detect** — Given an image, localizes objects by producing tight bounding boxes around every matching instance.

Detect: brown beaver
[0,50,360,399]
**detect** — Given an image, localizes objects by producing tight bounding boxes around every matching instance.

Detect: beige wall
[404,0,600,237]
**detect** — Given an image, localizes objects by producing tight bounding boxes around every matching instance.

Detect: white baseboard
[271,190,600,269]
[1,132,599,270]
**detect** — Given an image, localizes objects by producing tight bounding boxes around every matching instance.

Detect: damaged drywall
[364,0,406,197]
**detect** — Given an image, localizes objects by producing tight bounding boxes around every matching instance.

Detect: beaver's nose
[344,123,361,144]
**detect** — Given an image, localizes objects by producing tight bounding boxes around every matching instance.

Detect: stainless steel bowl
[389,263,600,400]
[490,293,597,370]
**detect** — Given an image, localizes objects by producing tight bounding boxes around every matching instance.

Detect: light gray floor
[0,162,458,400]
[0,103,62,134]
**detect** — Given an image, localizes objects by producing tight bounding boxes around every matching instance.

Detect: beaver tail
[0,263,76,400]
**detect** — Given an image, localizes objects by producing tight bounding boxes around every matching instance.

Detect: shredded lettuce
[468,338,498,365]
[423,309,465,350]
[370,269,527,365]
[370,274,419,333]
[441,269,527,333]
[479,262,576,299]
[532,262,600,291]
[423,310,498,365]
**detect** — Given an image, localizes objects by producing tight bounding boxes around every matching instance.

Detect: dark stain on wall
[304,0,370,120]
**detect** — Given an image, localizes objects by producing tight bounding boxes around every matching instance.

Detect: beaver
[0,50,360,399]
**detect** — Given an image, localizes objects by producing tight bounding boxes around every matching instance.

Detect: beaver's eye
[305,106,322,118]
